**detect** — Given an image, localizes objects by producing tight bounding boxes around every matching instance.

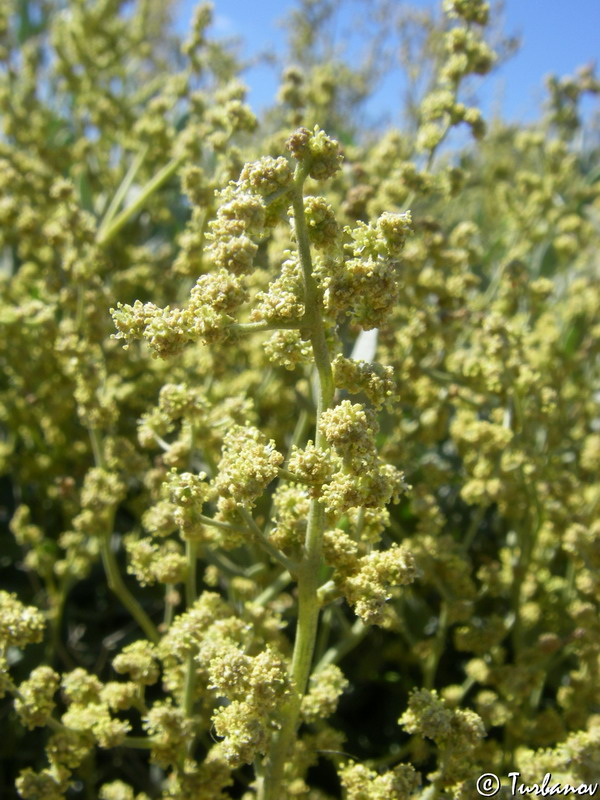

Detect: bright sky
[176,0,600,126]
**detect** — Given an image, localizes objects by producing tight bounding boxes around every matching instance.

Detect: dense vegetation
[1,0,599,798]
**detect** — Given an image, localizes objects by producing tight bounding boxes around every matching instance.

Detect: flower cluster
[399,689,486,791]
[323,212,412,329]
[213,425,284,515]
[210,646,290,765]
[323,531,416,624]
[339,761,420,800]
[0,591,46,649]
[1,0,599,797]
[318,400,408,514]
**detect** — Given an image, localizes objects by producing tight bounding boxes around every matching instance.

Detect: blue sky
[177,0,600,126]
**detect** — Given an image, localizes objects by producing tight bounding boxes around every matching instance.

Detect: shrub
[1,0,599,798]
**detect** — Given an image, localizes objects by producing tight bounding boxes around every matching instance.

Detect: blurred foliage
[0,0,599,798]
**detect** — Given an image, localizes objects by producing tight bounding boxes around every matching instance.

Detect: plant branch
[259,162,335,800]
[96,154,185,246]
[89,428,160,644]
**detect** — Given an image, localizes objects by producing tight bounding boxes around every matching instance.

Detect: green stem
[89,428,160,644]
[182,539,199,724]
[255,570,293,606]
[48,589,77,669]
[182,652,197,722]
[267,407,311,529]
[229,318,304,335]
[287,408,311,457]
[259,163,334,800]
[291,165,335,420]
[96,154,185,246]
[185,539,198,608]
[99,534,160,644]
[197,508,296,572]
[89,426,104,466]
[195,512,247,534]
[120,736,154,750]
[182,427,201,734]
[315,618,368,671]
[163,584,177,629]
[97,146,148,238]
[316,579,341,606]
[355,506,366,541]
[424,601,449,689]
[238,508,297,573]
[277,467,309,484]
[460,504,488,553]
[202,547,246,578]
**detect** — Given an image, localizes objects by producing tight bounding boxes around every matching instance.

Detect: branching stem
[259,163,334,800]
[89,428,160,644]
[97,154,185,246]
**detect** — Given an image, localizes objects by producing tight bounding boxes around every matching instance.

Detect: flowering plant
[1,0,599,798]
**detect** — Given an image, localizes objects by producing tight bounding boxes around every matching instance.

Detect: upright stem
[99,537,160,644]
[183,539,199,732]
[315,618,368,672]
[424,600,448,690]
[89,428,160,644]
[292,164,335,418]
[185,539,198,609]
[97,146,148,238]
[96,154,185,246]
[259,165,334,800]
